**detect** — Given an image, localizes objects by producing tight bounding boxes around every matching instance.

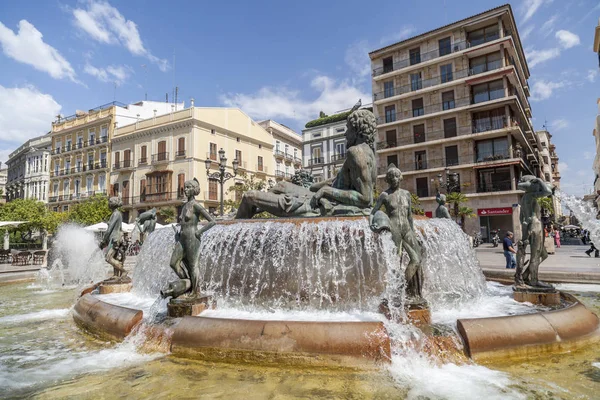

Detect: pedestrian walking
[503,231,517,269]
[585,242,600,258]
[554,229,561,248]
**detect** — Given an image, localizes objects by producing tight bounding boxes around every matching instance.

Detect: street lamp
[434,168,459,194]
[205,148,238,216]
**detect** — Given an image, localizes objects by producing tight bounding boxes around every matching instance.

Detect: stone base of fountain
[98,278,133,294]
[513,287,560,306]
[378,299,431,327]
[167,295,214,318]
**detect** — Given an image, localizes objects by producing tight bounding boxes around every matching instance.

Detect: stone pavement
[477,245,600,284]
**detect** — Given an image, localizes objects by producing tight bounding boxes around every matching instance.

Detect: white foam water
[0,309,70,325]
[200,308,383,322]
[555,283,600,293]
[559,190,600,243]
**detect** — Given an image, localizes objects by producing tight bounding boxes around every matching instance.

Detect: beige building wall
[112,106,274,221]
[258,120,303,181]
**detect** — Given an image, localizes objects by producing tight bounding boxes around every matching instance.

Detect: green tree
[68,194,111,225]
[445,192,468,219]
[411,193,425,215]
[223,171,267,214]
[0,199,47,232]
[42,211,70,234]
[537,196,554,216]
[157,206,177,224]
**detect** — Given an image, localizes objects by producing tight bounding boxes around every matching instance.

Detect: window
[383,56,393,73]
[416,177,429,197]
[88,130,95,145]
[209,143,217,160]
[541,142,547,148]
[469,52,502,75]
[476,138,509,162]
[336,127,345,133]
[112,182,119,197]
[86,176,93,193]
[63,180,69,195]
[66,139,72,151]
[177,173,185,197]
[414,150,427,170]
[124,150,131,167]
[312,133,321,139]
[157,141,167,161]
[53,183,59,195]
[257,156,264,171]
[235,150,242,164]
[445,145,459,166]
[100,126,108,139]
[100,152,107,168]
[140,145,148,164]
[384,105,396,123]
[472,79,504,104]
[385,130,397,148]
[444,118,457,138]
[543,155,549,164]
[114,151,120,168]
[384,80,394,98]
[76,158,82,172]
[77,135,83,148]
[62,206,69,212]
[472,108,506,132]
[208,179,218,200]
[311,147,323,164]
[412,98,424,117]
[442,91,455,110]
[478,167,511,192]
[87,154,94,169]
[409,48,421,65]
[410,72,422,91]
[387,154,398,168]
[439,37,451,56]
[335,142,346,159]
[467,24,500,47]
[177,137,185,156]
[284,144,289,156]
[545,173,551,182]
[74,179,81,195]
[440,64,453,83]
[99,174,106,192]
[413,124,425,143]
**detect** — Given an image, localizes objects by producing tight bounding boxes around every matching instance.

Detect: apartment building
[258,120,302,181]
[536,129,562,218]
[369,4,539,240]
[302,106,372,182]
[0,165,7,203]
[48,101,180,212]
[6,133,52,203]
[111,104,275,221]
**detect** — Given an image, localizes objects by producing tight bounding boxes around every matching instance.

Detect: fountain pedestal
[513,287,560,306]
[167,295,214,318]
[98,277,133,294]
[378,299,431,327]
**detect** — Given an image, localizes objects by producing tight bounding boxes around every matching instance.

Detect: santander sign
[477,207,513,216]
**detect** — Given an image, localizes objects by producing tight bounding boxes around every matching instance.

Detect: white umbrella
[563,225,580,230]
[84,222,108,232]
[154,222,165,229]
[0,221,27,228]
[121,223,135,233]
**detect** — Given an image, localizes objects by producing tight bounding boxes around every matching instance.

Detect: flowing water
[559,190,600,243]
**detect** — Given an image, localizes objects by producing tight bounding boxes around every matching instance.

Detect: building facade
[536,129,562,218]
[369,4,539,241]
[6,134,52,203]
[258,120,302,181]
[48,101,181,212]
[111,105,275,221]
[0,165,7,203]
[594,99,600,209]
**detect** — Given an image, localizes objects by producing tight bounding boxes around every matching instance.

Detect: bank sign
[477,207,513,216]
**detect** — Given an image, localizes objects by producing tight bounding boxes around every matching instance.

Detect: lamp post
[433,168,459,194]
[205,148,238,216]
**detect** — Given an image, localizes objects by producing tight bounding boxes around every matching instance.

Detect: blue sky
[0,0,598,195]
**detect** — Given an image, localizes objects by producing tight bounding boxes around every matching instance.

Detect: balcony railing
[307,157,324,166]
[284,153,294,161]
[477,179,513,193]
[175,150,186,158]
[151,152,169,163]
[49,196,58,203]
[293,156,302,165]
[377,96,471,125]
[275,170,285,178]
[141,191,174,203]
[330,153,346,162]
[274,150,285,158]
[372,32,509,77]
[139,157,148,165]
[256,164,267,173]
[475,150,510,163]
[374,62,504,101]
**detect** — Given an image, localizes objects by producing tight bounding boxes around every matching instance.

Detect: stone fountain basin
[73,284,600,367]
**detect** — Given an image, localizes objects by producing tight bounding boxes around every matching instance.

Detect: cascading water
[558,190,600,243]
[44,224,108,286]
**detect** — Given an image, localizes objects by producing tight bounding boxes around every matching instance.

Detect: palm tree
[411,193,425,215]
[446,192,468,219]
[157,206,177,224]
[457,206,475,232]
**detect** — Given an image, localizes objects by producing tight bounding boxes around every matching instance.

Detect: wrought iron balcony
[151,152,169,163]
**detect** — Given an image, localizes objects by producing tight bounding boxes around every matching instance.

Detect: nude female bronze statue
[235,108,377,219]
[515,175,554,289]
[162,178,216,299]
[369,165,423,301]
[435,193,451,219]
[100,197,128,281]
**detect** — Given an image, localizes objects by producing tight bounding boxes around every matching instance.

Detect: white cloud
[584,151,593,160]
[0,20,78,83]
[541,15,559,37]
[0,85,61,143]
[550,118,569,131]
[526,47,561,68]
[72,1,168,71]
[530,80,566,101]
[345,40,371,80]
[558,161,568,172]
[555,30,580,49]
[379,26,416,46]
[521,25,535,40]
[220,75,370,123]
[587,69,598,83]
[520,0,546,22]
[83,63,132,85]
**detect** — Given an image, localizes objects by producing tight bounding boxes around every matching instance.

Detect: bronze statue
[163,178,216,299]
[135,208,157,244]
[100,197,128,280]
[435,193,451,219]
[235,108,377,219]
[515,175,553,288]
[369,165,423,301]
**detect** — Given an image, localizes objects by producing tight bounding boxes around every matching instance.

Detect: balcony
[255,164,267,174]
[237,161,248,171]
[49,196,58,203]
[284,152,294,161]
[293,156,302,165]
[141,191,175,203]
[307,157,325,166]
[274,150,285,159]
[330,153,346,163]
[139,157,148,165]
[475,150,510,164]
[477,179,513,193]
[175,150,186,158]
[275,170,285,179]
[96,160,108,170]
[377,96,471,125]
[151,152,169,164]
